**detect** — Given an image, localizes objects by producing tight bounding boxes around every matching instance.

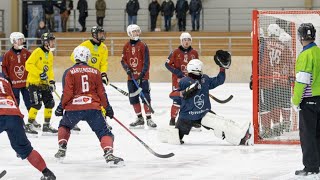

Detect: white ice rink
[0,83,304,180]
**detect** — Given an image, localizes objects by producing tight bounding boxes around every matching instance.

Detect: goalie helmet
[73,46,91,63]
[41,32,56,51]
[91,26,105,42]
[214,50,231,69]
[267,24,281,37]
[279,32,292,43]
[180,32,192,45]
[127,24,141,41]
[298,23,316,41]
[187,59,203,75]
[10,32,25,49]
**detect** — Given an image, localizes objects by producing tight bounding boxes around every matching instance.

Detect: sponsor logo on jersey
[72,96,92,105]
[91,57,97,64]
[0,99,17,109]
[14,65,25,79]
[194,94,204,109]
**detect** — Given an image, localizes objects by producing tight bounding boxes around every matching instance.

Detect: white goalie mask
[187,59,203,75]
[73,46,91,63]
[279,32,292,43]
[127,24,141,41]
[180,32,192,45]
[10,32,25,50]
[267,24,281,37]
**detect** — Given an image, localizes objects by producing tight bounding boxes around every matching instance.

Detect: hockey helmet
[91,26,105,42]
[127,24,141,41]
[267,24,281,37]
[298,23,316,41]
[73,46,91,63]
[187,59,203,75]
[180,32,192,44]
[41,32,56,51]
[10,32,25,49]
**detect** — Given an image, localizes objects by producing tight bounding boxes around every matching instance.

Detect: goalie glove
[214,50,231,69]
[101,73,109,85]
[182,81,200,99]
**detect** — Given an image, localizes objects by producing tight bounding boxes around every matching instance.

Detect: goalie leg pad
[158,128,181,145]
[201,113,250,145]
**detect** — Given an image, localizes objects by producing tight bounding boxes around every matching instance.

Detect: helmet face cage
[187,59,203,75]
[41,33,55,46]
[91,26,105,41]
[298,23,316,41]
[127,24,141,40]
[73,46,91,63]
[10,32,25,44]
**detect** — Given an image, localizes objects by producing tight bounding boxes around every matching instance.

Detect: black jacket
[149,1,161,16]
[43,0,58,14]
[161,0,175,17]
[126,0,140,16]
[189,0,202,14]
[77,0,88,16]
[175,0,189,18]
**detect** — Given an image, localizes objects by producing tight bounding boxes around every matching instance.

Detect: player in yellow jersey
[55,26,114,131]
[25,32,58,135]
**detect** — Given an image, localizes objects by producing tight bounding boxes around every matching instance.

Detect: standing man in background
[148,0,161,32]
[126,0,140,26]
[189,0,202,31]
[77,0,88,32]
[292,23,320,176]
[43,0,58,32]
[161,0,175,31]
[96,0,106,27]
[59,0,73,32]
[175,0,189,32]
[2,32,31,111]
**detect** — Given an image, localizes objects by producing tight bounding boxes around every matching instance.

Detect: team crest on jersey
[91,57,97,64]
[184,54,188,63]
[194,94,204,109]
[43,65,49,72]
[129,57,138,68]
[132,47,136,55]
[14,65,25,79]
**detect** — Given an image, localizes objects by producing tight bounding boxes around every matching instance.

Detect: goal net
[252,10,320,144]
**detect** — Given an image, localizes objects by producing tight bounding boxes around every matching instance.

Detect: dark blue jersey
[178,71,225,121]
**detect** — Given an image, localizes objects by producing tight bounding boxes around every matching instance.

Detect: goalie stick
[113,116,174,158]
[209,94,233,104]
[0,170,6,179]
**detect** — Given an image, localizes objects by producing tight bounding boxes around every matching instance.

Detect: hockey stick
[109,83,129,96]
[209,94,233,104]
[0,170,6,179]
[131,76,155,114]
[113,116,174,158]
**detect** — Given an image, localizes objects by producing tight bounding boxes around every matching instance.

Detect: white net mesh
[256,10,320,142]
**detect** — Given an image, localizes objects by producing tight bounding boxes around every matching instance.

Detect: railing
[0,36,251,56]
[0,10,4,33]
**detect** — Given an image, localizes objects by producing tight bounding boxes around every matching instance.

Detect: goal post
[252,10,320,144]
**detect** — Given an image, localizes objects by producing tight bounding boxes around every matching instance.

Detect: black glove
[101,73,109,85]
[49,80,56,92]
[40,72,48,80]
[55,104,64,116]
[126,68,132,76]
[214,50,231,69]
[183,81,200,99]
[106,106,114,119]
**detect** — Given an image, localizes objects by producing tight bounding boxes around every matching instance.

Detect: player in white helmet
[2,32,31,111]
[165,32,199,126]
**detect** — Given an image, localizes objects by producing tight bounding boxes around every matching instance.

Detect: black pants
[150,15,158,31]
[299,96,320,172]
[79,15,87,31]
[97,16,104,27]
[177,16,186,31]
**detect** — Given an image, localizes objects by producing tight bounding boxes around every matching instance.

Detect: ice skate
[240,126,252,146]
[54,143,67,162]
[147,118,157,129]
[169,118,175,126]
[42,123,58,136]
[129,117,145,129]
[295,168,319,176]
[41,168,56,180]
[29,120,41,129]
[25,123,39,136]
[103,149,124,167]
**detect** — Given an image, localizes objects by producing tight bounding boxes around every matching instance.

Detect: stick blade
[154,152,175,158]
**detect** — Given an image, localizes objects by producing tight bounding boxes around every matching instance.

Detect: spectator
[175,0,189,32]
[43,0,58,32]
[161,0,175,31]
[126,0,140,26]
[189,0,202,31]
[59,0,73,32]
[77,0,88,32]
[96,0,106,27]
[148,0,161,32]
[35,20,49,45]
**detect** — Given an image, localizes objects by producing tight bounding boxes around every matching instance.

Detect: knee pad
[44,99,55,108]
[31,102,42,110]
